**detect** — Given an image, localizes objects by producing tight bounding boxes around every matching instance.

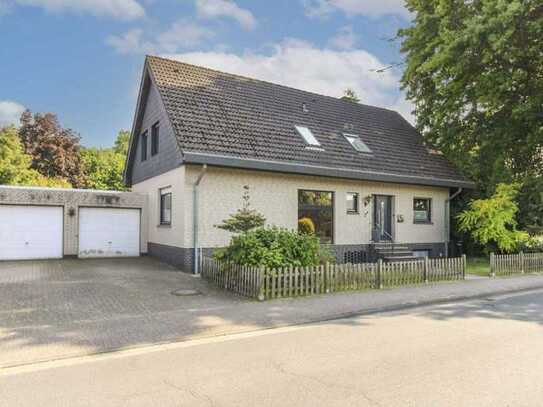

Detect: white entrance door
[0,205,63,260]
[78,208,140,258]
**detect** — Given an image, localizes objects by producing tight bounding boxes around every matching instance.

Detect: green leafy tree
[215,185,266,234]
[341,89,360,103]
[0,126,39,185]
[399,1,542,188]
[113,130,130,155]
[0,126,71,188]
[19,110,86,187]
[81,147,126,191]
[457,184,529,253]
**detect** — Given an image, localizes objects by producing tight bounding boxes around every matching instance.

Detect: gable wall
[130,82,182,185]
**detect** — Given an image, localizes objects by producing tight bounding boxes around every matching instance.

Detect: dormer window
[344,133,372,153]
[295,126,320,147]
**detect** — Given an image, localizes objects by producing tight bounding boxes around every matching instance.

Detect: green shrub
[214,227,334,268]
[457,183,529,253]
[298,217,315,235]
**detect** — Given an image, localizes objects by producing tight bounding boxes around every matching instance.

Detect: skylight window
[295,126,321,147]
[344,133,372,153]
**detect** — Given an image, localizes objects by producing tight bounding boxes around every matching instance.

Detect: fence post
[462,254,466,280]
[423,256,429,284]
[257,267,265,301]
[520,251,525,274]
[490,253,496,278]
[376,259,383,289]
[325,262,330,293]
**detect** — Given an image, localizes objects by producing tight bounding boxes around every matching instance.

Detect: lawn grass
[466,256,491,277]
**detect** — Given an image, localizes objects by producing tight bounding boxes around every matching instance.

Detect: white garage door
[78,208,140,258]
[0,205,63,260]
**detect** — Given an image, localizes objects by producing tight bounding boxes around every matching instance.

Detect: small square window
[295,126,321,146]
[344,133,372,153]
[346,192,359,213]
[160,188,172,225]
[151,122,159,156]
[413,198,432,223]
[141,131,148,161]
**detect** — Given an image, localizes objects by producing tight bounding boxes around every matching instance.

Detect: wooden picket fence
[490,252,543,276]
[201,255,466,301]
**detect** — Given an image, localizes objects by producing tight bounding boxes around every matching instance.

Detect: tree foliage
[81,131,129,191]
[0,126,70,188]
[0,126,39,185]
[399,0,542,193]
[457,184,528,253]
[19,111,86,187]
[340,89,360,103]
[215,185,266,233]
[399,0,543,248]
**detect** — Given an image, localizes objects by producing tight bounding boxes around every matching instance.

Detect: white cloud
[4,0,145,20]
[106,19,214,54]
[328,25,357,50]
[0,100,25,128]
[162,39,410,118]
[303,0,410,19]
[196,0,256,30]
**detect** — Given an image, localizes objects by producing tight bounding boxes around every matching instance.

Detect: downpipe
[193,164,208,274]
[445,187,463,257]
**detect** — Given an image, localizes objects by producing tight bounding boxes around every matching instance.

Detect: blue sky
[0,0,412,147]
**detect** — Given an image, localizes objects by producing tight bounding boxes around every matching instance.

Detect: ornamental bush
[214,227,333,268]
[298,217,315,235]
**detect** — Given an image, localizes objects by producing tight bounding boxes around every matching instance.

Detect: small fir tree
[215,185,266,234]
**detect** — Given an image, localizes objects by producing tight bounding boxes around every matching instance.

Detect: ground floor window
[298,190,334,243]
[413,198,432,223]
[160,188,172,225]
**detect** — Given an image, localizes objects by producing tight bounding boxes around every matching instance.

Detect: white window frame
[295,126,321,146]
[343,133,372,153]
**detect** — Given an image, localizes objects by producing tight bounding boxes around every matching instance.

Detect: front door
[373,195,392,242]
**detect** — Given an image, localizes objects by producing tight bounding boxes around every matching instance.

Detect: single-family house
[125,55,474,273]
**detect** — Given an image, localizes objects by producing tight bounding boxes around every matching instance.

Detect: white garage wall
[0,186,148,256]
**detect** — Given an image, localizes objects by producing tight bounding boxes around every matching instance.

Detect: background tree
[341,89,360,103]
[457,184,528,253]
[215,185,266,234]
[82,131,129,191]
[19,110,86,187]
[0,126,70,188]
[113,130,130,155]
[399,0,543,250]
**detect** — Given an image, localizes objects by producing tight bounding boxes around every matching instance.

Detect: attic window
[295,126,320,146]
[344,133,372,153]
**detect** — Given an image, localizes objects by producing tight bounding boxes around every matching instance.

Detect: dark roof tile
[147,55,472,187]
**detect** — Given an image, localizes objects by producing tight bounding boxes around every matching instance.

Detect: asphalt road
[3,289,543,407]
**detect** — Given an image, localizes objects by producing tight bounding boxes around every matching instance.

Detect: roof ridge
[146,54,399,116]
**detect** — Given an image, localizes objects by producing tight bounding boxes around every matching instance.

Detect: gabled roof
[133,55,474,188]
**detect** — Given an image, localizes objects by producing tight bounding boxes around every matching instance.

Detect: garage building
[0,186,148,261]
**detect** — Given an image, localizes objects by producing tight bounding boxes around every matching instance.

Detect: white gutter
[444,187,463,257]
[192,164,208,274]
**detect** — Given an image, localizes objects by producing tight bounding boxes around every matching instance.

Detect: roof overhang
[182,152,476,189]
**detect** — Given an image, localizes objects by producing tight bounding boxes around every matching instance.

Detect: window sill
[413,221,433,225]
[346,211,359,215]
[157,223,172,228]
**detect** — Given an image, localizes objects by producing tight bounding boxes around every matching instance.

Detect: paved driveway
[0,257,240,368]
